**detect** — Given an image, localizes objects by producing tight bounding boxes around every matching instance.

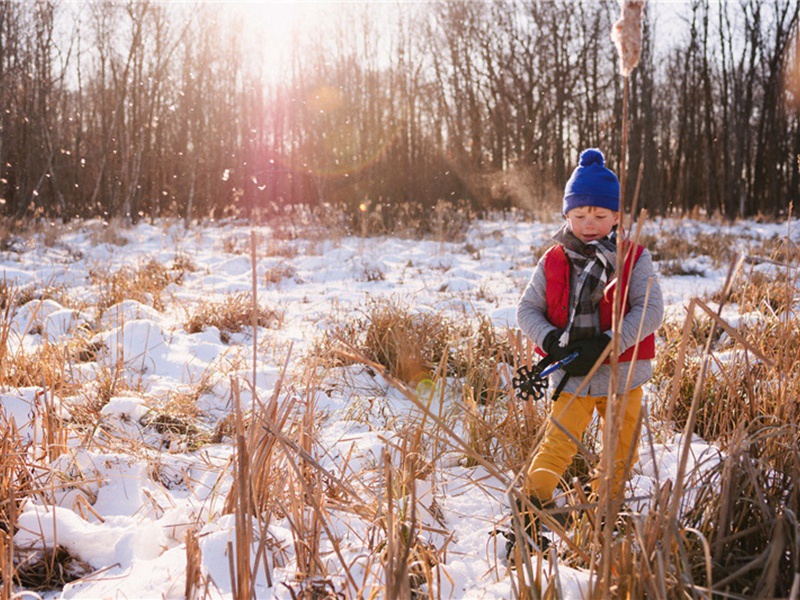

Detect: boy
[514,147,664,547]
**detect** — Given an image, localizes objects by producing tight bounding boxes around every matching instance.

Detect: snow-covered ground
[1,214,795,598]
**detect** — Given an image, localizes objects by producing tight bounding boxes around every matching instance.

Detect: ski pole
[539,351,579,377]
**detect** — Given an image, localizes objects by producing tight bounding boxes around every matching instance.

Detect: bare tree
[0,0,796,223]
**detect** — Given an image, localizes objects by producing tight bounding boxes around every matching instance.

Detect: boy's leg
[525,392,596,501]
[595,386,643,499]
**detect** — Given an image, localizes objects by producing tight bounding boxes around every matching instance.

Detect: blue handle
[540,351,579,377]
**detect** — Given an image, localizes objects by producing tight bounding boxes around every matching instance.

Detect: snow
[0,214,795,599]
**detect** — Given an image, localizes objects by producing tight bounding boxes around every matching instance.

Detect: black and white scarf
[552,224,617,348]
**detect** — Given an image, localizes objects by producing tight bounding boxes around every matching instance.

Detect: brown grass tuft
[142,383,216,451]
[91,258,177,315]
[716,269,795,314]
[641,229,740,267]
[183,292,283,343]
[86,219,129,247]
[459,330,546,470]
[678,422,799,596]
[264,262,297,285]
[361,301,452,385]
[66,363,140,431]
[379,455,444,600]
[0,343,77,396]
[10,544,91,592]
[172,253,198,275]
[316,297,454,385]
[184,527,208,599]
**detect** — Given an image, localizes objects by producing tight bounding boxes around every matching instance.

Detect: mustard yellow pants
[525,386,643,501]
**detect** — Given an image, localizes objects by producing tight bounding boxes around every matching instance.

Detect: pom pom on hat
[562,148,620,214]
[578,148,605,167]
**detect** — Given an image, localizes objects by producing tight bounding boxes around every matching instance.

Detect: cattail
[784,30,800,110]
[611,0,645,77]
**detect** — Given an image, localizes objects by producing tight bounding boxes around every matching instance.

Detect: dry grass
[142,409,205,451]
[458,329,548,471]
[319,301,550,490]
[0,284,70,324]
[184,526,208,599]
[0,421,26,597]
[0,421,30,538]
[678,422,799,596]
[0,342,77,396]
[222,362,360,597]
[183,292,283,343]
[264,262,297,285]
[64,362,141,437]
[360,300,451,385]
[91,258,177,314]
[654,264,799,437]
[86,219,129,247]
[747,229,800,265]
[8,545,91,592]
[172,252,199,275]
[0,404,85,593]
[0,281,14,314]
[225,334,463,598]
[313,297,455,385]
[379,447,447,600]
[632,246,799,597]
[312,299,544,471]
[641,228,741,267]
[718,269,795,313]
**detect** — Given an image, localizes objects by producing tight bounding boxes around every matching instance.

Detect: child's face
[565,206,619,243]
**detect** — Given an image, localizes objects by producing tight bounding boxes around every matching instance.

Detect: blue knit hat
[562,148,620,214]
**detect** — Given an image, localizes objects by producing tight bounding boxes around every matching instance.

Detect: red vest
[539,240,656,363]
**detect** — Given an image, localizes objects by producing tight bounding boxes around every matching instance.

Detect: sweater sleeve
[516,260,560,348]
[609,247,664,353]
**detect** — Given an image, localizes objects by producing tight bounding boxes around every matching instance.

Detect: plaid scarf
[552,224,617,347]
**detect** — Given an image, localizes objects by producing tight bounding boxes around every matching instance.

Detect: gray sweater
[516,245,664,396]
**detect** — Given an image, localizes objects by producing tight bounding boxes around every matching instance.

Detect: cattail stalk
[611,0,645,78]
[595,2,647,594]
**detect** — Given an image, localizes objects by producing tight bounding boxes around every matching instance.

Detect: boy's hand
[563,334,611,376]
[542,329,569,360]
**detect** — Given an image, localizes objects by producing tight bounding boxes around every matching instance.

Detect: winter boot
[495,497,552,561]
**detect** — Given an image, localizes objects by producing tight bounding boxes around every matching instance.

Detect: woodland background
[1,0,799,226]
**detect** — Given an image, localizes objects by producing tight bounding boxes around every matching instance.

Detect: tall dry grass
[575,221,799,598]
[649,255,799,597]
[222,350,360,598]
[0,402,91,595]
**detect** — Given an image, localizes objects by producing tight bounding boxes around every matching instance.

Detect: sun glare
[224,1,330,81]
